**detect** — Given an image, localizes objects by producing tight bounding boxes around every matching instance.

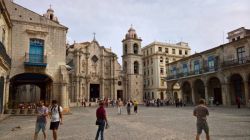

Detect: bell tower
[122,26,143,103]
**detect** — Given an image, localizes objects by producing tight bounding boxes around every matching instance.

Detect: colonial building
[122,27,144,103]
[4,0,70,111]
[166,27,250,107]
[66,38,124,106]
[142,41,191,100]
[0,0,12,114]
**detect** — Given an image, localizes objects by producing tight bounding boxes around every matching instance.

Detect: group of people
[34,100,63,140]
[117,99,138,115]
[144,98,186,107]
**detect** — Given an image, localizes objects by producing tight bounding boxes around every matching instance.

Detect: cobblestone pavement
[0,106,250,140]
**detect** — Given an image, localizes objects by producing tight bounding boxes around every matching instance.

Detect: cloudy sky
[14,0,250,63]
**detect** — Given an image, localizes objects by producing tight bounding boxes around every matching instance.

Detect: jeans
[95,120,105,140]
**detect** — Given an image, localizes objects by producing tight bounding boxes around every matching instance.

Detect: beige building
[142,41,190,100]
[66,39,124,105]
[4,0,70,112]
[0,0,12,114]
[166,27,250,107]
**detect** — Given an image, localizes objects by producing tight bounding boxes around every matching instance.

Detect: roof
[4,0,68,29]
[142,41,191,50]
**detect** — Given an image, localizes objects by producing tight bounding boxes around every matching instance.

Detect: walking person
[193,99,210,140]
[49,100,63,140]
[133,100,138,114]
[95,101,108,140]
[117,99,123,115]
[126,101,132,115]
[34,101,48,140]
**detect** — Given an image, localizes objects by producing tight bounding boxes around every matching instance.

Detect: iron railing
[0,41,11,67]
[24,53,47,67]
[222,56,250,67]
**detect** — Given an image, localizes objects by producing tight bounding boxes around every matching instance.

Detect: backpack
[51,105,62,119]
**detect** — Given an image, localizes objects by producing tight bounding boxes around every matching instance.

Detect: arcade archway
[9,73,53,109]
[207,77,222,104]
[229,74,245,105]
[193,79,205,103]
[181,81,192,104]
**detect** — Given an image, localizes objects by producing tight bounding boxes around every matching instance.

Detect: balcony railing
[24,53,47,67]
[222,56,250,67]
[0,41,11,67]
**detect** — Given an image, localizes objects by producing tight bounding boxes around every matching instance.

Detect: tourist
[156,98,160,107]
[126,100,132,115]
[95,101,108,140]
[34,101,48,140]
[49,100,63,140]
[133,100,138,114]
[193,99,210,140]
[117,99,123,115]
[175,98,179,108]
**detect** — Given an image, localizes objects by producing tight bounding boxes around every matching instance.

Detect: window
[144,70,146,76]
[150,48,152,54]
[237,47,245,63]
[123,61,127,72]
[160,57,163,63]
[173,58,176,61]
[118,81,122,86]
[208,56,215,71]
[165,48,168,53]
[161,79,165,86]
[183,63,188,76]
[172,49,175,54]
[151,68,153,75]
[147,69,149,75]
[151,58,153,64]
[179,50,182,55]
[147,50,149,55]
[133,43,138,54]
[158,47,162,52]
[194,60,200,74]
[185,50,188,55]
[143,60,145,66]
[237,36,240,40]
[134,61,139,74]
[124,44,127,54]
[165,58,169,64]
[151,79,153,85]
[29,38,44,63]
[172,67,177,77]
[160,68,164,75]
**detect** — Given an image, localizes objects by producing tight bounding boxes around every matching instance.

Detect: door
[117,90,123,100]
[90,84,100,101]
[214,88,222,104]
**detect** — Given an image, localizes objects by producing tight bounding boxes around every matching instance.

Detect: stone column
[60,83,69,112]
[4,78,9,111]
[101,80,105,99]
[191,84,195,105]
[75,78,80,106]
[244,81,249,106]
[204,86,209,103]
[222,83,230,106]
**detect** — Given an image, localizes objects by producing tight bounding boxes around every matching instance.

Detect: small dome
[125,26,138,39]
[47,8,54,13]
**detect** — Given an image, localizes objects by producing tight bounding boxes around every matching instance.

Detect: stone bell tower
[122,26,143,103]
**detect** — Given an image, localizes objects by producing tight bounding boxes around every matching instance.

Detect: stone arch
[229,73,245,105]
[134,61,139,74]
[133,43,138,54]
[207,76,222,105]
[193,79,205,104]
[9,73,53,108]
[181,81,192,104]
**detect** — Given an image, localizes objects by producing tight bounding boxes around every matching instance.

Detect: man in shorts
[193,99,210,140]
[34,101,48,140]
[49,100,63,140]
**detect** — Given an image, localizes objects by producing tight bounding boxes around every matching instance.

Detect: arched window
[134,61,139,74]
[124,44,127,54]
[160,57,163,63]
[133,43,138,54]
[165,58,169,64]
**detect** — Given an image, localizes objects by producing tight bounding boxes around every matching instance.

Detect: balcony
[0,41,11,67]
[24,53,47,67]
[222,56,250,68]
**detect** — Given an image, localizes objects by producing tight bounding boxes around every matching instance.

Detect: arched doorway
[208,77,222,104]
[230,74,245,105]
[0,77,4,113]
[182,81,192,104]
[194,79,205,103]
[9,73,53,109]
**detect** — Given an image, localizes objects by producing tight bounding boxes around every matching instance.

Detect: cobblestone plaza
[0,106,249,140]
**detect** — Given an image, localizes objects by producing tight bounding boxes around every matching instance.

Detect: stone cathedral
[66,27,144,105]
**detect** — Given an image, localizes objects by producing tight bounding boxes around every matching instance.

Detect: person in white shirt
[49,100,63,140]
